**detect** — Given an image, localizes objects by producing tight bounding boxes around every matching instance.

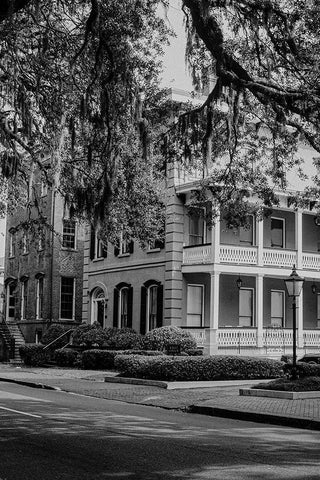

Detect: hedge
[19,344,49,367]
[54,348,80,367]
[81,349,164,370]
[114,355,284,381]
[283,362,320,378]
[143,326,197,352]
[104,328,143,350]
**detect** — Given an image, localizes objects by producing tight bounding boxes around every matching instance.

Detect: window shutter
[127,286,133,328]
[113,288,119,327]
[129,240,134,254]
[90,228,95,260]
[114,243,120,257]
[140,286,147,334]
[156,284,163,328]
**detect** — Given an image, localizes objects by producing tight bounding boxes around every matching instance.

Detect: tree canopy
[1,0,320,238]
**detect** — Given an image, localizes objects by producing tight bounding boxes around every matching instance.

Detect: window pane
[271,291,284,327]
[62,220,76,248]
[239,216,253,245]
[60,277,74,319]
[189,216,204,246]
[271,218,284,248]
[187,285,203,326]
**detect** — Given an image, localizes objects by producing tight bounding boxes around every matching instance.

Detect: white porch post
[204,271,220,355]
[256,274,264,348]
[295,210,303,269]
[256,217,264,266]
[212,214,221,264]
[297,288,304,348]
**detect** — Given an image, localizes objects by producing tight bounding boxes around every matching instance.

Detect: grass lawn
[254,376,320,392]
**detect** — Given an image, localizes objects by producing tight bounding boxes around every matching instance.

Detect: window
[239,288,254,326]
[91,287,106,327]
[148,285,158,331]
[60,277,75,319]
[21,279,28,320]
[189,215,205,246]
[90,228,107,260]
[6,283,16,319]
[271,290,285,327]
[317,294,320,328]
[271,217,285,248]
[119,287,129,328]
[187,285,204,326]
[9,230,16,257]
[114,233,133,256]
[62,219,76,249]
[239,216,254,245]
[22,231,29,254]
[35,330,42,344]
[148,239,164,251]
[36,276,44,320]
[38,231,45,251]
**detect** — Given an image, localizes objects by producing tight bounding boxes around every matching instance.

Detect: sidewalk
[1,364,320,430]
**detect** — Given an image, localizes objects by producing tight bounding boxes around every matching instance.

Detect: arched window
[91,287,107,327]
[140,280,163,334]
[113,283,133,328]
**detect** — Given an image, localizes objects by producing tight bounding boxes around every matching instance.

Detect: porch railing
[302,253,320,271]
[219,246,257,265]
[303,330,320,347]
[218,328,257,348]
[183,245,212,264]
[180,327,206,346]
[263,249,297,268]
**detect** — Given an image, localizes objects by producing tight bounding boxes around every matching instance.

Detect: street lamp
[284,265,304,379]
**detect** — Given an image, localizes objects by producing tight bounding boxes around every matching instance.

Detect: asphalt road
[0,381,320,480]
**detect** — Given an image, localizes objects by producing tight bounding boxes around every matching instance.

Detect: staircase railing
[43,328,74,351]
[0,321,16,359]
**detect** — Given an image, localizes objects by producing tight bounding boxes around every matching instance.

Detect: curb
[0,377,61,392]
[190,404,320,431]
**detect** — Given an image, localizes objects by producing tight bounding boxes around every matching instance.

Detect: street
[0,381,319,480]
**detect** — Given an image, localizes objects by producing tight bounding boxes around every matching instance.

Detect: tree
[173,0,320,224]
[0,0,170,244]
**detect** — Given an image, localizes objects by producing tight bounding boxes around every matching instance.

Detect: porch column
[256,217,264,266]
[212,214,221,264]
[297,288,304,348]
[256,274,264,347]
[204,271,220,355]
[295,210,303,269]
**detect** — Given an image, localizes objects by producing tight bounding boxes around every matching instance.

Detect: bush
[255,376,320,392]
[54,348,80,367]
[104,328,143,350]
[186,348,203,356]
[143,326,197,353]
[71,322,107,348]
[19,344,49,367]
[283,362,320,378]
[81,349,164,370]
[114,355,284,381]
[41,324,73,350]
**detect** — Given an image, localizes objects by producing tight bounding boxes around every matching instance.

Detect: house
[83,123,320,359]
[3,174,84,353]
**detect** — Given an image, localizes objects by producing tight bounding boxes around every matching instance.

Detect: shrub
[186,348,203,356]
[71,322,107,348]
[283,362,320,378]
[41,324,73,350]
[114,355,284,381]
[104,328,143,350]
[143,326,197,353]
[255,376,320,392]
[54,348,80,367]
[19,344,49,367]
[81,349,165,370]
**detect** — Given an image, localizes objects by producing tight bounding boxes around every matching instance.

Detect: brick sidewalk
[1,365,320,430]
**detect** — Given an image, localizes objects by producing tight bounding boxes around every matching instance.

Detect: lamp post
[284,265,304,379]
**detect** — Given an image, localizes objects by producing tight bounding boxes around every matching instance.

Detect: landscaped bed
[254,376,320,392]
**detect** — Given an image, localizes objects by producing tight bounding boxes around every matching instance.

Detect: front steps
[5,323,25,363]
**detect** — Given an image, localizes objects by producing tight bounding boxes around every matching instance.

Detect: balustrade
[183,245,212,264]
[219,246,257,265]
[302,253,320,271]
[181,327,206,346]
[303,330,320,347]
[263,249,297,268]
[218,328,257,347]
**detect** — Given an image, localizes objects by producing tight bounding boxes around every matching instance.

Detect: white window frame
[9,231,15,257]
[6,283,16,320]
[271,289,285,327]
[119,232,130,255]
[271,216,285,249]
[239,287,254,327]
[22,231,29,255]
[118,287,129,328]
[239,215,255,246]
[62,219,77,250]
[94,231,104,259]
[60,277,75,320]
[40,179,48,197]
[21,280,28,320]
[189,213,206,246]
[38,231,45,251]
[186,284,204,327]
[146,284,158,332]
[36,277,44,320]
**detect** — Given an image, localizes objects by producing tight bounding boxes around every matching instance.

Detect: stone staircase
[5,323,25,363]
